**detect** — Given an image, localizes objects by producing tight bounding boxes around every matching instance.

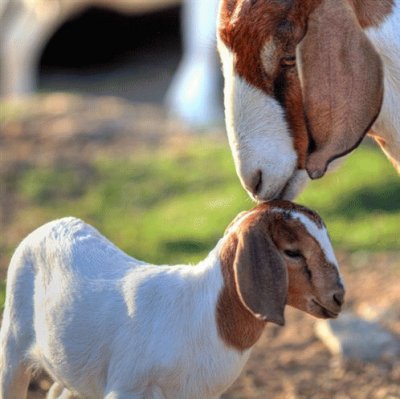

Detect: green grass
[10,139,251,265]
[298,145,400,251]
[9,139,400,259]
[1,138,399,309]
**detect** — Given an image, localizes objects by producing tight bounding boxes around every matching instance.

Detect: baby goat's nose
[333,291,345,307]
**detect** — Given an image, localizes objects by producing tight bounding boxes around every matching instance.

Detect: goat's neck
[188,239,265,352]
[211,238,266,352]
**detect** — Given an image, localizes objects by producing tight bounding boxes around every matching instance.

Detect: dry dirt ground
[1,94,400,399]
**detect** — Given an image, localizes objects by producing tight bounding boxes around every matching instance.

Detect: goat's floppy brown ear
[233,224,287,326]
[299,0,383,179]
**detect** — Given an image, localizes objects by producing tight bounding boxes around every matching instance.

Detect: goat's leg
[47,383,64,399]
[46,382,76,399]
[0,309,32,399]
[0,247,35,399]
[0,350,31,399]
[47,382,77,399]
[164,0,222,128]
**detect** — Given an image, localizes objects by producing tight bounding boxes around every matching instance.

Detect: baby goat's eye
[284,249,303,259]
[281,56,296,68]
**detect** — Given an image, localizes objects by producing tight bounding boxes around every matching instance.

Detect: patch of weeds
[17,163,95,204]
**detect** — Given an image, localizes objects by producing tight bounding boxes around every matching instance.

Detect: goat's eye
[284,249,303,259]
[281,56,296,68]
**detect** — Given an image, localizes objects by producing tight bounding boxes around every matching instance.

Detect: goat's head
[221,200,345,327]
[218,0,385,200]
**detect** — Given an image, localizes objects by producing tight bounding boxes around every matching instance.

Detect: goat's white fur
[292,212,340,278]
[366,2,400,171]
[0,217,247,399]
[218,38,306,201]
[0,209,338,399]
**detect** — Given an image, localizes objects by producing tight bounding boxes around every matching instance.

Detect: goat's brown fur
[301,0,384,177]
[217,233,266,351]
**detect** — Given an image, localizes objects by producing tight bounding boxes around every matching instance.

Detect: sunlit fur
[0,202,343,399]
[366,1,400,172]
[218,38,307,201]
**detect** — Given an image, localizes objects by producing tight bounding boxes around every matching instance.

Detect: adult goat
[217,0,400,200]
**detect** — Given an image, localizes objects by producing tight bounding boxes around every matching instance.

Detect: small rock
[315,312,400,362]
[357,302,398,324]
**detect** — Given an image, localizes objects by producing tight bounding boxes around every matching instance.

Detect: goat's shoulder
[22,216,88,245]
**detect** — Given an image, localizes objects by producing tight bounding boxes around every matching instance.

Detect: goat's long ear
[233,223,287,326]
[299,0,383,179]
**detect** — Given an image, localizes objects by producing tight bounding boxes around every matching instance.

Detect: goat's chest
[150,346,251,399]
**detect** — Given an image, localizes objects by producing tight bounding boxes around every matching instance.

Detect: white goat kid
[217,0,400,200]
[0,201,345,399]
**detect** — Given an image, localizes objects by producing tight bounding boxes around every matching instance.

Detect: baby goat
[0,201,345,399]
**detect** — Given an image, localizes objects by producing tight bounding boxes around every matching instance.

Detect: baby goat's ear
[233,223,287,326]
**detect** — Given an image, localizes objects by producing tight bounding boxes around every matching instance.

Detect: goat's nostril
[250,170,263,195]
[333,292,344,307]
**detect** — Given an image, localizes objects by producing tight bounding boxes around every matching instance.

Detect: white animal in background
[0,201,344,399]
[0,0,222,127]
[217,0,400,201]
[165,0,223,126]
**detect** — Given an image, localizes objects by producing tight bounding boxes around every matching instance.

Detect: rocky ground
[1,94,400,399]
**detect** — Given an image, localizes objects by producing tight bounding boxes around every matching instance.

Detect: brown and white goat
[218,0,400,200]
[0,201,344,399]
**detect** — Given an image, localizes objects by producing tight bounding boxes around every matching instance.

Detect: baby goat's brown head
[218,0,389,200]
[217,200,344,350]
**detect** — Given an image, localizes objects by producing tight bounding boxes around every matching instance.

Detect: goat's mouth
[278,170,309,201]
[252,180,289,203]
[311,299,339,319]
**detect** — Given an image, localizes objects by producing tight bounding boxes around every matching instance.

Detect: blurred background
[0,1,400,398]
